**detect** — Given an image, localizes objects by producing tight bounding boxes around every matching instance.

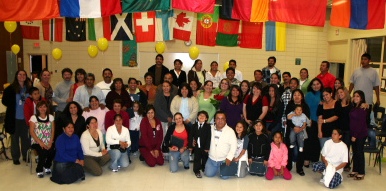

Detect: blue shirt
[179,97,190,120]
[55,133,84,163]
[305,91,321,121]
[15,87,28,120]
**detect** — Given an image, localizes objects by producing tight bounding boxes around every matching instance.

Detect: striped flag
[110,13,134,41]
[42,19,64,42]
[88,17,111,41]
[20,21,41,40]
[330,0,385,29]
[155,10,174,41]
[265,21,286,51]
[60,0,121,18]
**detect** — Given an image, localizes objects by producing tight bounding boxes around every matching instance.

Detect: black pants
[341,130,351,168]
[193,147,208,174]
[31,144,55,173]
[11,119,30,161]
[352,137,365,174]
[129,130,140,153]
[50,161,84,184]
[304,121,321,162]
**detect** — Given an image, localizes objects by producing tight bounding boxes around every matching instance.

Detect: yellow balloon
[97,38,108,51]
[52,48,62,60]
[223,62,229,72]
[4,21,17,33]
[11,44,20,55]
[88,45,98,58]
[189,46,200,60]
[155,42,166,54]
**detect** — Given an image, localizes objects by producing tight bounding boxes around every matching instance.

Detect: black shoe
[297,171,305,176]
[81,176,85,181]
[304,164,310,168]
[139,154,145,161]
[184,166,189,170]
[195,172,202,178]
[13,160,20,165]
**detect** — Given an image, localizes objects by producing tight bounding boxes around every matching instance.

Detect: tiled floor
[0,149,385,191]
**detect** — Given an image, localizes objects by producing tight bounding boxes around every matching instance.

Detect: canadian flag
[20,21,41,40]
[134,11,156,42]
[173,10,194,41]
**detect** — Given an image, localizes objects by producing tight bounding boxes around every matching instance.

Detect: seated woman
[312,129,348,189]
[139,105,164,167]
[80,117,110,176]
[106,114,131,172]
[29,100,55,178]
[51,121,85,184]
[82,96,109,135]
[163,112,190,173]
[104,99,130,131]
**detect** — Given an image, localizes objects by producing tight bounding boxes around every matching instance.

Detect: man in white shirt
[74,73,105,110]
[205,111,237,178]
[221,59,243,82]
[96,68,113,98]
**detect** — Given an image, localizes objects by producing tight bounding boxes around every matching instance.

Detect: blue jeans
[205,158,230,179]
[367,128,377,148]
[319,137,331,149]
[169,150,190,173]
[290,130,305,148]
[109,149,129,170]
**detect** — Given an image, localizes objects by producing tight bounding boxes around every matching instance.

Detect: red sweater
[24,96,46,125]
[104,110,130,130]
[139,117,163,151]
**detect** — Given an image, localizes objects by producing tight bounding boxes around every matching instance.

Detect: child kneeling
[312,129,348,189]
[266,132,292,180]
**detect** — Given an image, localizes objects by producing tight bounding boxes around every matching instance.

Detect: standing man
[250,70,268,89]
[205,111,237,178]
[73,73,105,110]
[225,68,240,86]
[96,68,113,98]
[221,59,243,81]
[262,56,281,83]
[316,61,336,90]
[53,68,74,116]
[349,53,381,125]
[148,54,169,86]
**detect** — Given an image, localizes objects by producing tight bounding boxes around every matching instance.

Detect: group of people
[2,53,380,188]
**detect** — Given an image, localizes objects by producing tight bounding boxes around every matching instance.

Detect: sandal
[347,172,358,178]
[354,175,365,180]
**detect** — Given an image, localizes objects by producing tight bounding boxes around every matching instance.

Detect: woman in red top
[243,83,269,128]
[104,99,130,130]
[163,112,190,172]
[139,105,164,167]
[69,68,86,101]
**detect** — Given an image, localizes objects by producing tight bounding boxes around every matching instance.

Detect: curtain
[350,39,367,75]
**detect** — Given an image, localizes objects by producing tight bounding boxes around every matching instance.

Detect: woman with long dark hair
[2,70,32,164]
[220,85,243,129]
[188,59,206,88]
[170,59,187,88]
[105,78,133,111]
[56,101,85,139]
[265,84,283,134]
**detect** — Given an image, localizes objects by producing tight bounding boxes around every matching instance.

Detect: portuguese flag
[196,6,219,46]
[216,19,239,47]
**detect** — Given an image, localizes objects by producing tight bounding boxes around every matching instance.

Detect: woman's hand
[263,160,268,166]
[273,168,278,176]
[245,119,252,125]
[167,117,173,123]
[170,146,178,152]
[101,149,108,156]
[179,147,185,154]
[153,150,159,158]
[294,126,302,133]
[248,158,252,165]
[184,119,191,124]
[318,118,324,124]
[318,131,323,139]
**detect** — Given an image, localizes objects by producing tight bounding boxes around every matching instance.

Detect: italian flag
[88,17,111,41]
[196,6,219,46]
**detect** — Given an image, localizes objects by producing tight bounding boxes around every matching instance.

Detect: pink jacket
[268,142,288,169]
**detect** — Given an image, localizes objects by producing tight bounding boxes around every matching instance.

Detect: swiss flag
[20,21,41,40]
[134,12,156,42]
[173,10,194,41]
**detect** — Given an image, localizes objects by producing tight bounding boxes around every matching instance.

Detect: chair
[373,106,385,129]
[26,148,35,174]
[363,143,382,174]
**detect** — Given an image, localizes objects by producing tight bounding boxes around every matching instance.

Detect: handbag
[249,157,266,176]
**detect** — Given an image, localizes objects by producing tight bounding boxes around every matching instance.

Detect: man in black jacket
[147,54,169,86]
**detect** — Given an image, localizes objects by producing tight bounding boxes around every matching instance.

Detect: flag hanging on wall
[172,0,215,13]
[42,18,64,42]
[330,0,385,29]
[216,19,239,47]
[66,18,86,41]
[196,6,219,46]
[134,12,156,42]
[265,21,286,51]
[122,0,170,13]
[0,0,59,21]
[88,17,111,41]
[110,13,134,41]
[268,0,325,27]
[221,0,268,22]
[122,39,138,67]
[173,10,194,41]
[20,21,41,40]
[60,0,121,18]
[155,10,174,41]
[239,21,263,49]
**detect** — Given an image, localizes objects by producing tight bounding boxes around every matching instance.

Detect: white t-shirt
[321,139,348,174]
[221,69,243,82]
[96,81,113,98]
[350,67,380,104]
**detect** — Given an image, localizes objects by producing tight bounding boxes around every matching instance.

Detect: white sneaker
[112,169,118,172]
[319,178,324,184]
[299,147,303,152]
[37,172,44,178]
[289,145,295,148]
[44,168,52,175]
